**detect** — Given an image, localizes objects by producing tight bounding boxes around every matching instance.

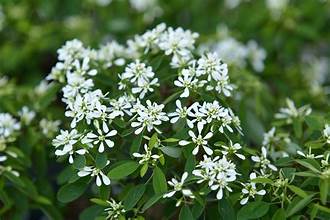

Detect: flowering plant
[45,23,330,220]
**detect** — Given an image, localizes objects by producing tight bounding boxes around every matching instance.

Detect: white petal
[181,172,188,183]
[101,173,111,185]
[98,142,105,153]
[105,139,114,148]
[240,197,249,205]
[216,188,223,200]
[203,146,213,155]
[179,140,190,146]
[192,146,199,155]
[257,189,266,195]
[96,175,102,186]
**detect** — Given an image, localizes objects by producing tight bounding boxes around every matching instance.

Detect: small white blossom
[179,123,213,155]
[104,199,126,220]
[323,124,330,144]
[82,123,117,153]
[133,144,160,164]
[221,140,245,160]
[0,113,20,139]
[39,119,61,137]
[251,147,278,172]
[275,98,312,124]
[18,106,36,125]
[131,100,169,134]
[297,147,323,159]
[193,155,238,200]
[240,172,266,205]
[78,162,111,186]
[163,172,195,206]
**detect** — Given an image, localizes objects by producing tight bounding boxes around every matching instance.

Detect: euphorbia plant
[46,23,329,220]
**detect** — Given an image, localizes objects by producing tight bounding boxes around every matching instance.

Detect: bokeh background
[0,0,329,219]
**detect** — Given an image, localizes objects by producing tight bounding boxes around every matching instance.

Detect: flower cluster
[200,27,267,73]
[45,23,330,220]
[193,155,238,200]
[275,98,312,124]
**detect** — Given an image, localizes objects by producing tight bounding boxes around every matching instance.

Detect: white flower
[78,163,111,186]
[266,0,288,20]
[35,80,52,96]
[57,39,85,61]
[82,124,117,153]
[262,127,277,147]
[197,53,228,81]
[64,90,106,127]
[121,60,155,86]
[323,124,330,144]
[240,172,266,205]
[39,119,61,137]
[212,74,234,97]
[132,77,159,99]
[131,100,169,134]
[52,129,80,152]
[0,113,20,139]
[62,73,94,99]
[210,172,233,200]
[246,40,266,72]
[251,147,278,172]
[179,123,213,155]
[55,147,87,164]
[108,96,133,119]
[18,106,36,125]
[133,144,160,164]
[174,71,198,98]
[72,57,97,76]
[163,172,195,206]
[168,100,188,124]
[297,147,323,159]
[104,199,126,220]
[159,27,198,57]
[275,98,312,124]
[210,37,248,68]
[221,140,245,160]
[193,155,238,200]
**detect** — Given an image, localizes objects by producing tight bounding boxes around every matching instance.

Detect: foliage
[0,0,330,219]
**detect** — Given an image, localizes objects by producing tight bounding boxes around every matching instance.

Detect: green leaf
[148,133,159,149]
[57,177,90,203]
[160,146,182,158]
[141,194,163,212]
[152,166,167,194]
[140,163,148,177]
[130,133,143,154]
[320,178,329,205]
[162,138,179,143]
[123,184,146,210]
[218,198,236,220]
[293,118,303,138]
[305,115,323,131]
[79,205,103,220]
[192,203,204,219]
[179,206,194,220]
[251,177,273,184]
[163,91,181,105]
[73,155,86,169]
[237,201,270,220]
[107,160,139,180]
[95,154,108,169]
[272,208,286,220]
[287,194,315,217]
[90,198,109,206]
[287,185,308,198]
[296,159,321,173]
